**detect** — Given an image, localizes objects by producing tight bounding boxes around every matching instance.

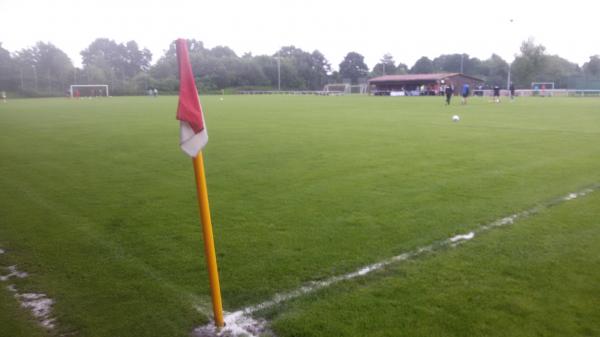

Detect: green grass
[0,287,46,337]
[272,188,600,337]
[0,95,599,337]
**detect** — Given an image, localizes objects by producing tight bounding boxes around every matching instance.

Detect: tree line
[1,38,599,96]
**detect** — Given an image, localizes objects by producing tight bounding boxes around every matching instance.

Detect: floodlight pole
[32,65,38,91]
[507,62,512,90]
[277,51,281,92]
[460,54,464,73]
[507,18,515,90]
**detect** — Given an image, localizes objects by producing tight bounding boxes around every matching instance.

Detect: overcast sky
[1,0,598,70]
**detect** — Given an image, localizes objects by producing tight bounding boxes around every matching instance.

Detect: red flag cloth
[176,38,208,157]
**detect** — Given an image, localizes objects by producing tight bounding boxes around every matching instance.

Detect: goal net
[531,82,554,97]
[70,84,109,98]
[349,84,367,94]
[323,83,350,94]
[323,83,367,95]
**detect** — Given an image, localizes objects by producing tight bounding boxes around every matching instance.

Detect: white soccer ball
[452,115,460,122]
[220,97,224,101]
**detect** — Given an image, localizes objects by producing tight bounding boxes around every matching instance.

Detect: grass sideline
[271,188,600,337]
[0,95,599,336]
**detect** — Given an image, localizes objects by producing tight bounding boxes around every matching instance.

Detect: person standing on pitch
[445,83,454,105]
[509,82,515,101]
[493,85,501,103]
[461,83,470,105]
[1,91,6,103]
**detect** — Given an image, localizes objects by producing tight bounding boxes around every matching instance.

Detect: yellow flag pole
[192,152,225,328]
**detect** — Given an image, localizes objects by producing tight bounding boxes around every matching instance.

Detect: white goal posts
[323,83,368,95]
[531,82,554,97]
[324,83,350,94]
[70,84,109,98]
[349,84,368,94]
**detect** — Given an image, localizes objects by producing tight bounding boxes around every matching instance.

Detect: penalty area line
[192,183,599,337]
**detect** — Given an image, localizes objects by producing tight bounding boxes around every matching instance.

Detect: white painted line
[192,185,599,337]
[449,231,475,242]
[16,293,55,329]
[564,193,578,201]
[0,265,29,281]
[193,310,269,337]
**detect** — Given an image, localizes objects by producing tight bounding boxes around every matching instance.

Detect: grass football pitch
[0,95,599,337]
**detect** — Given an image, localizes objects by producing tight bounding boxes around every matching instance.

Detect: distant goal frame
[323,83,368,95]
[531,82,554,97]
[70,84,110,98]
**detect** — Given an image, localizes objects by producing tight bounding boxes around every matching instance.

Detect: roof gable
[368,73,483,83]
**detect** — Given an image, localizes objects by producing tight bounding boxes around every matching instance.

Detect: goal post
[70,84,109,98]
[323,83,350,94]
[531,82,554,97]
[349,84,368,94]
[323,83,367,95]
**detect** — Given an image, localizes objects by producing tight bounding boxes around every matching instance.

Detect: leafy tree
[238,58,269,87]
[511,38,547,87]
[13,48,38,91]
[13,42,74,95]
[149,39,203,88]
[273,46,330,89]
[162,39,207,59]
[509,39,581,88]
[432,54,482,75]
[480,54,509,87]
[328,70,342,83]
[582,55,600,78]
[309,50,330,89]
[339,52,368,84]
[540,55,580,88]
[252,55,278,87]
[372,53,396,76]
[274,46,309,89]
[432,54,462,73]
[209,46,237,58]
[123,41,152,77]
[81,38,151,93]
[395,63,409,74]
[81,38,124,75]
[0,43,18,91]
[83,64,110,85]
[410,56,434,74]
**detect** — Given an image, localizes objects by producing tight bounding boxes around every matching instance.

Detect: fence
[238,90,346,96]
[474,89,600,97]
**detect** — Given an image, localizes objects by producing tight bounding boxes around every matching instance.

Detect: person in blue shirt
[461,83,470,105]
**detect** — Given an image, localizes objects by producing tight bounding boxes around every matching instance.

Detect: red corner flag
[176,38,208,157]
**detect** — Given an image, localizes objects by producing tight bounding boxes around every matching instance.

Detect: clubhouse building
[368,73,483,96]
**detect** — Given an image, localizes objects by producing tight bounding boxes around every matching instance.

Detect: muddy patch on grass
[0,265,29,281]
[16,292,56,329]
[1,260,57,330]
[192,310,271,337]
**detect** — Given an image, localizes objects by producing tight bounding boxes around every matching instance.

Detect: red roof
[368,73,482,83]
